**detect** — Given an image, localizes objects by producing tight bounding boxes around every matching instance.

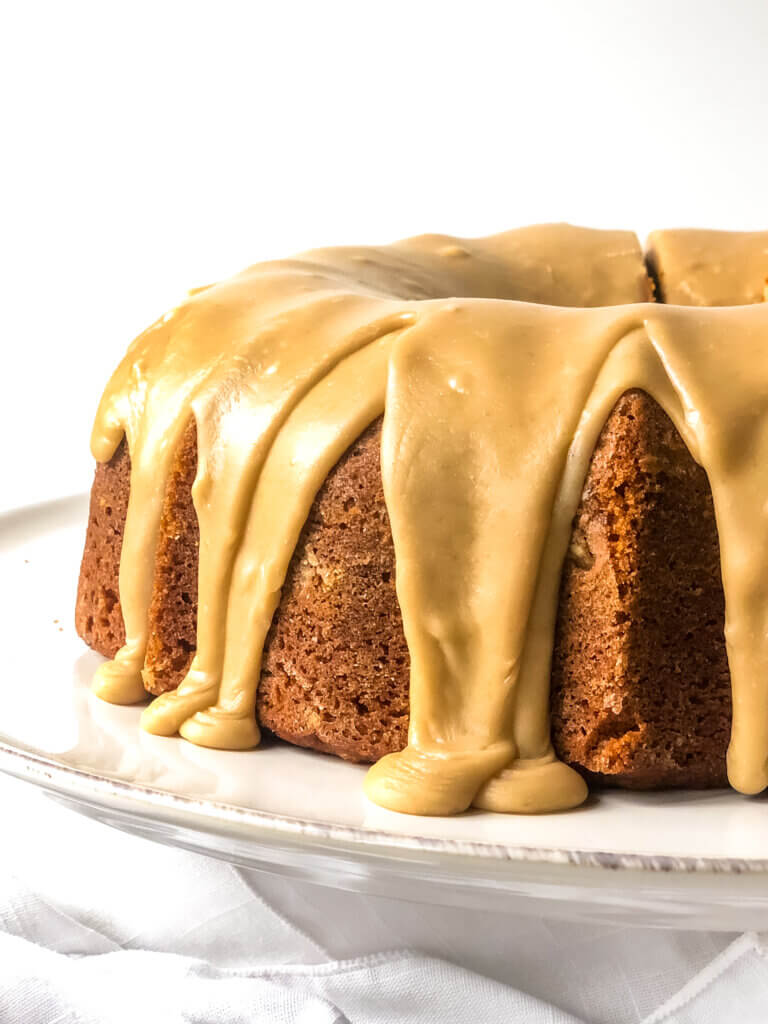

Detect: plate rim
[4,492,768,881]
[2,736,766,877]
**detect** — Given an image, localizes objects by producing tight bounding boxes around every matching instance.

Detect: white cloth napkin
[1,774,767,1024]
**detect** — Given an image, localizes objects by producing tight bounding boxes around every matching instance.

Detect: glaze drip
[90,224,768,815]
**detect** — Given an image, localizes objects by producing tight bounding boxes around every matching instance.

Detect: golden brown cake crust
[551,390,729,788]
[258,419,410,762]
[76,391,731,786]
[137,418,411,761]
[141,420,199,694]
[74,440,129,659]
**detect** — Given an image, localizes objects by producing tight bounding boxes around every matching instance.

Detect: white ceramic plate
[3,495,768,930]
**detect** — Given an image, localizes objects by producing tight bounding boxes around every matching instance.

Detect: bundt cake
[75,224,768,816]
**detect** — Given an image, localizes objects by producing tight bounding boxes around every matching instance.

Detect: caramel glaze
[647,229,768,305]
[89,224,768,816]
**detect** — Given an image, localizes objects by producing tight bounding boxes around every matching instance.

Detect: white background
[2,0,767,506]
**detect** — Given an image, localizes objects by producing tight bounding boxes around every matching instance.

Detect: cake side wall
[76,394,731,785]
[74,441,129,658]
[258,419,410,762]
[550,391,730,788]
[142,420,199,694]
[622,393,729,787]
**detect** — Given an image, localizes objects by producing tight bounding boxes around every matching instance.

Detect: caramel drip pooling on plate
[90,224,768,815]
